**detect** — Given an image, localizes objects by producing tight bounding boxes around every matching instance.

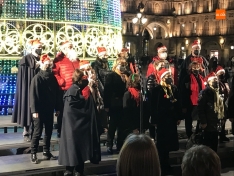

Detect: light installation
[0,0,122,115]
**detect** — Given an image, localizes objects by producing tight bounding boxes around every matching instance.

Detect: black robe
[151,85,182,151]
[58,84,101,166]
[12,54,40,127]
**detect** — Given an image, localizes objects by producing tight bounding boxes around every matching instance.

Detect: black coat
[122,91,140,132]
[151,85,182,151]
[179,54,209,90]
[198,87,220,132]
[12,54,40,126]
[103,71,126,111]
[91,59,111,97]
[30,70,60,115]
[58,84,101,166]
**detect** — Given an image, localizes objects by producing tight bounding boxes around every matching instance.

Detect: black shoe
[107,147,113,154]
[24,135,31,142]
[31,153,39,164]
[57,132,61,138]
[220,136,230,143]
[74,172,84,176]
[42,152,58,160]
[64,171,73,176]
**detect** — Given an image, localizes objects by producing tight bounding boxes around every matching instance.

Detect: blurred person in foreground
[182,145,221,176]
[117,134,161,176]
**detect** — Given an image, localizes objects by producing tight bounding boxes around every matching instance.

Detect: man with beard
[30,54,60,164]
[53,41,80,138]
[12,39,43,142]
[179,40,209,89]
[91,47,111,97]
[104,58,128,154]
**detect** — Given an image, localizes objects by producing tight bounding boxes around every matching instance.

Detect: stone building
[121,0,234,65]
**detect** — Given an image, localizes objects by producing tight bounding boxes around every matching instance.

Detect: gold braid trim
[160,80,177,103]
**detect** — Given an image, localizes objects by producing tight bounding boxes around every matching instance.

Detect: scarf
[210,87,224,119]
[160,81,177,103]
[81,86,90,100]
[190,74,205,105]
[128,88,140,106]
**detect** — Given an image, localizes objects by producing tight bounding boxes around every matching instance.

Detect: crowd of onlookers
[11,38,234,176]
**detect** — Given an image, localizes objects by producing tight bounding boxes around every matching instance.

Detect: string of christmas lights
[1,0,121,27]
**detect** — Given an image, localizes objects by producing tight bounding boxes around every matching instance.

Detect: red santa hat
[79,60,90,70]
[192,40,201,49]
[29,39,42,46]
[157,68,171,80]
[60,41,73,48]
[97,47,107,57]
[157,43,167,53]
[40,54,51,64]
[204,72,217,84]
[215,66,225,75]
[121,48,129,53]
[191,57,203,64]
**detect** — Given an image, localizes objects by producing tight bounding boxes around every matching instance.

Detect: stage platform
[0,115,233,176]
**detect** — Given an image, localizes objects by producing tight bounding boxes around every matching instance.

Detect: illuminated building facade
[121,0,234,64]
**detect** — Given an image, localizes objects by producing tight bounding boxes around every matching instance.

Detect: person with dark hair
[91,47,111,98]
[119,73,141,148]
[182,145,221,176]
[58,69,101,176]
[117,134,161,176]
[179,40,209,90]
[215,66,230,142]
[198,72,225,152]
[104,58,128,154]
[30,54,60,164]
[150,68,182,175]
[180,58,206,138]
[12,39,43,142]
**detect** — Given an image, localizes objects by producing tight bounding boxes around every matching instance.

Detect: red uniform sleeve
[146,63,155,77]
[52,60,65,87]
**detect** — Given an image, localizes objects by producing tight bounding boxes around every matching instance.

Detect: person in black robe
[91,46,111,97]
[150,68,182,176]
[104,58,127,154]
[179,40,209,90]
[30,54,60,164]
[119,73,141,148]
[12,39,43,142]
[58,69,101,176]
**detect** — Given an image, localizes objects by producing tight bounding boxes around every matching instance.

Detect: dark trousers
[57,90,65,134]
[203,131,218,152]
[149,125,156,140]
[107,107,122,150]
[219,119,226,138]
[184,106,200,138]
[31,114,54,154]
[157,144,170,172]
[66,163,84,174]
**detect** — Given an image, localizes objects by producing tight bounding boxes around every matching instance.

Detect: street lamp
[132,2,148,25]
[231,46,234,50]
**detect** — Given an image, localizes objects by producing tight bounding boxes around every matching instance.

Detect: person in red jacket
[52,41,80,138]
[146,43,168,77]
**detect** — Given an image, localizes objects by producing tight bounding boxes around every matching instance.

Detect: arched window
[178,3,182,15]
[184,2,189,14]
[204,21,209,35]
[154,3,160,14]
